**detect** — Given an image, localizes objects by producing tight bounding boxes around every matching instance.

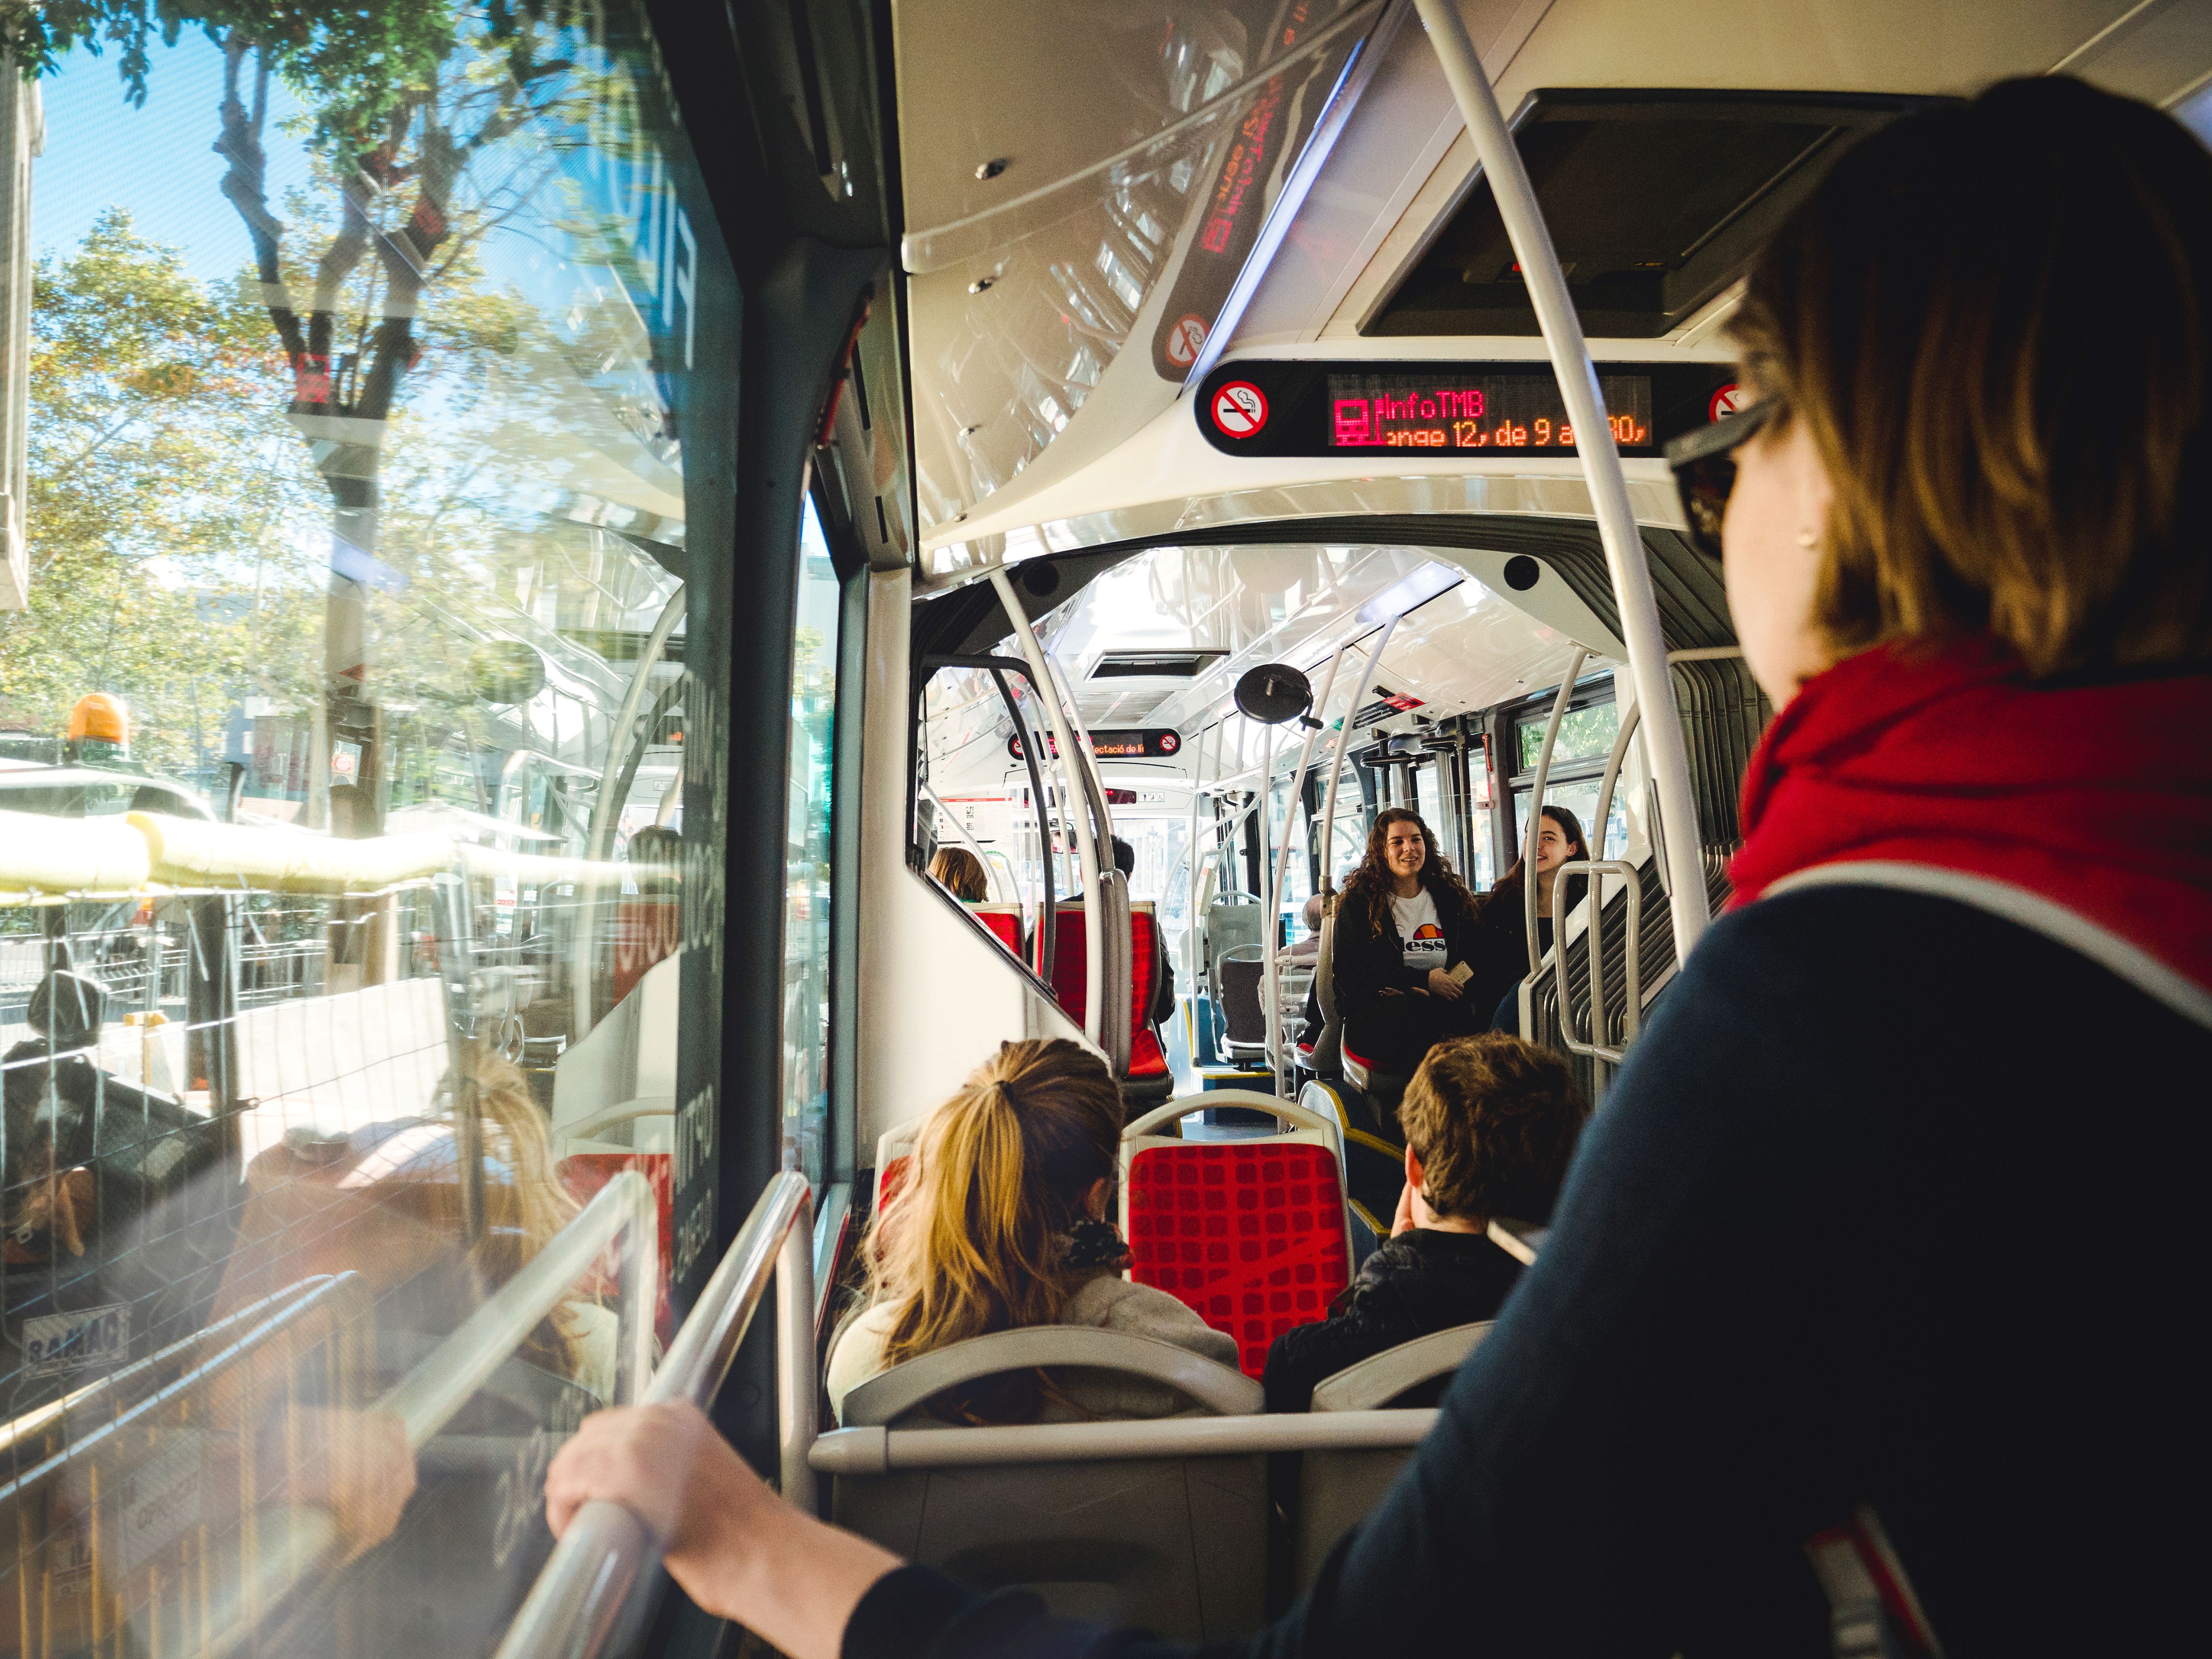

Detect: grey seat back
[830,1326,1268,1639]
[1215,947,1268,1055]
[1307,912,1341,1073]
[1204,900,1263,987]
[1294,1322,1494,1588]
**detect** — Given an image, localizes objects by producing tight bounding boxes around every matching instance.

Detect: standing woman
[1461,802,1591,1031]
[546,78,2212,1657]
[1328,808,1486,1076]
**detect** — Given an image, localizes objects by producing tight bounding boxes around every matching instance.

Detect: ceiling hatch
[1366,89,1950,340]
[1090,650,1231,679]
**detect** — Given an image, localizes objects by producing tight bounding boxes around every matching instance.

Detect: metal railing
[493,1169,816,1659]
[810,1407,1438,1474]
[1553,858,1643,1066]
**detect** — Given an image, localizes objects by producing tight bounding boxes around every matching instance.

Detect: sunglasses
[1663,397,1777,561]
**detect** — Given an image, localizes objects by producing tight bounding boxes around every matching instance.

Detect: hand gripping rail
[179,1170,661,1658]
[495,1170,816,1659]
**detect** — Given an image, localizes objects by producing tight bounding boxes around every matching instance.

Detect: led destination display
[1326,373,1651,452]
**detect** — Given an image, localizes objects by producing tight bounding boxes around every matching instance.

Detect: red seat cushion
[1047,907,1172,1081]
[1125,1140,1350,1377]
[974,909,1022,954]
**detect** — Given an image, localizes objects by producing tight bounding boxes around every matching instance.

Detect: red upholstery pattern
[1125,1140,1350,1376]
[1047,905,1171,1079]
[970,904,1023,956]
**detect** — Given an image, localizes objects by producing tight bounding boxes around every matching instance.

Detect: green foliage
[0,210,323,776]
[3,0,461,148]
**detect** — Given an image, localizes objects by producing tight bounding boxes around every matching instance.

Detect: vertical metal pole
[989,667,1056,982]
[1314,620,1398,896]
[1184,723,1211,1008]
[1413,0,1709,960]
[988,568,1106,1047]
[775,1201,818,1513]
[1265,647,1345,1092]
[431,871,484,1247]
[1256,722,1278,1082]
[1522,646,1589,969]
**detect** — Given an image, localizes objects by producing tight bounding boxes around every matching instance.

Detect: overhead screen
[1195,359,1735,460]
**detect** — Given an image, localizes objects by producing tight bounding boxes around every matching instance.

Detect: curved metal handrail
[493,1169,816,1659]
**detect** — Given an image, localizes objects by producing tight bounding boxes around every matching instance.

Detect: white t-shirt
[1392,889,1448,974]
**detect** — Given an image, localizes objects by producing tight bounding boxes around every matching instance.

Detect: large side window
[0,6,737,1650]
[1504,678,1628,864]
[782,501,842,1184]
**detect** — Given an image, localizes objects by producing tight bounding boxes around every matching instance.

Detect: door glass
[783,502,841,1183]
[0,6,730,1651]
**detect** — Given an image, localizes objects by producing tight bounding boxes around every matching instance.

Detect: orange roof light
[68,692,129,746]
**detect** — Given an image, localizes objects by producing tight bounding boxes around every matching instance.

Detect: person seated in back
[827,1038,1236,1424]
[927,845,990,902]
[1261,1033,1587,1412]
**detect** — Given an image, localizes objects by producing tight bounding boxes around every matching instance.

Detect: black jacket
[1261,1227,1522,1412]
[839,886,2211,1659]
[1457,871,1588,1028]
[1328,884,1480,1023]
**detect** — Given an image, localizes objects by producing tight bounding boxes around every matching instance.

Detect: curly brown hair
[1397,1034,1588,1225]
[1338,807,1480,942]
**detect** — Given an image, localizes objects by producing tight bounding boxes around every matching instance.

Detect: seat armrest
[840,1325,1263,1425]
[1309,1322,1493,1412]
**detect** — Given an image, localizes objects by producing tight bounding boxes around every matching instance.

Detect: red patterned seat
[968,902,1024,957]
[1045,903,1173,1094]
[1121,1098,1352,1377]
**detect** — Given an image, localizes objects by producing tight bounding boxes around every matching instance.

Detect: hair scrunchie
[1059,1217,1133,1271]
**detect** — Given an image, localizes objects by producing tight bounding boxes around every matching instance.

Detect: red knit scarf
[1728,636,2212,994]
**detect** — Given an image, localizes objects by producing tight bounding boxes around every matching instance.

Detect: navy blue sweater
[841,887,2210,1658]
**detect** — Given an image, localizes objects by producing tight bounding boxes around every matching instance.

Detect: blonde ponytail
[863,1039,1121,1420]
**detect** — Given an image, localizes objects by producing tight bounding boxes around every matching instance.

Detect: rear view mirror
[1234,664,1319,728]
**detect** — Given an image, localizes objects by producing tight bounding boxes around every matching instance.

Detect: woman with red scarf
[543,78,2212,1659]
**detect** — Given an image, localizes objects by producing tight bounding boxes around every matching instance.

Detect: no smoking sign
[1211,380,1269,438]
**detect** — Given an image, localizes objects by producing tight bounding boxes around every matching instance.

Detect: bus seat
[1300,911,1342,1077]
[559,1150,676,1343]
[1119,1096,1351,1377]
[1294,1322,1494,1589]
[829,1327,1265,1639]
[1044,902,1176,1105]
[1297,1079,1406,1259]
[874,1123,919,1219]
[1203,899,1263,985]
[1213,948,1269,1064]
[967,901,1025,958]
[1338,1035,1410,1119]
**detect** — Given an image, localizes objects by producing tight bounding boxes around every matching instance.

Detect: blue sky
[33,32,314,279]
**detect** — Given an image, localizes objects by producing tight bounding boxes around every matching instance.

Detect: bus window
[784,502,842,1185]
[0,5,739,1651]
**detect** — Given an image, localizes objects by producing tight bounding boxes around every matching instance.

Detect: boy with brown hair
[1261,1033,1588,1412]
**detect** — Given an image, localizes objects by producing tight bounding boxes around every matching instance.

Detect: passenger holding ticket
[1326,808,1487,1077]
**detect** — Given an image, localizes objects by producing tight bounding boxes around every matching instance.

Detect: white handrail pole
[1412,0,1709,960]
[988,567,1106,1045]
[1257,721,1278,1082]
[1314,620,1398,896]
[1266,647,1346,1090]
[1521,645,1589,969]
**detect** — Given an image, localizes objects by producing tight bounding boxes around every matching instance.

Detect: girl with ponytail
[827,1039,1235,1423]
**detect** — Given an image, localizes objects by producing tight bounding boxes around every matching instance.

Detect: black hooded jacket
[1261,1226,1522,1412]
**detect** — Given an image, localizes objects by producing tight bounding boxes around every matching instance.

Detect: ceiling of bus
[895,0,2212,551]
[921,540,1595,795]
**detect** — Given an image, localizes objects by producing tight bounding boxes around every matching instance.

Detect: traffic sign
[1165,314,1209,367]
[1709,382,1749,421]
[1211,380,1269,438]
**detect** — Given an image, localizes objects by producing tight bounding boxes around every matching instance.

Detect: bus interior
[0,0,2206,1654]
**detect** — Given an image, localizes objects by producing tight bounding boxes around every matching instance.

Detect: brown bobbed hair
[1338,807,1480,941]
[863,1038,1123,1422]
[1397,1033,1588,1225]
[928,845,990,902]
[1730,76,2212,677]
